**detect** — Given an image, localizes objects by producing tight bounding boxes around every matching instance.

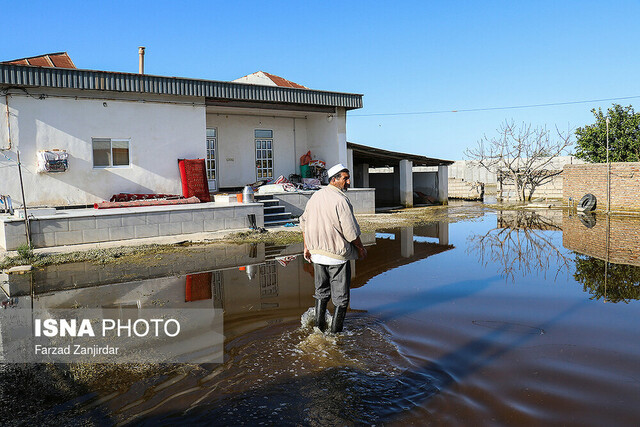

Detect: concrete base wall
[269,188,375,216]
[1,202,264,250]
[449,156,584,187]
[449,160,498,184]
[448,178,484,200]
[500,174,563,200]
[346,188,375,214]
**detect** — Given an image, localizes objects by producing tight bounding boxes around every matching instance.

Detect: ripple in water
[155,310,450,425]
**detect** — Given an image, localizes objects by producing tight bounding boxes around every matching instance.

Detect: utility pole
[606,117,610,214]
[16,150,31,248]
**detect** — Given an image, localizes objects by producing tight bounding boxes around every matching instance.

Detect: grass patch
[357,204,486,232]
[1,243,39,269]
[0,243,194,270]
[484,203,530,211]
[225,230,303,245]
[16,243,35,260]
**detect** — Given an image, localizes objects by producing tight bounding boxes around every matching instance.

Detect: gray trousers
[313,261,351,308]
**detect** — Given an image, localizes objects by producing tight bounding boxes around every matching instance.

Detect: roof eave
[348,142,454,167]
[0,63,363,110]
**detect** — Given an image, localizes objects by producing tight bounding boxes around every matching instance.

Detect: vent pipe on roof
[138,46,145,74]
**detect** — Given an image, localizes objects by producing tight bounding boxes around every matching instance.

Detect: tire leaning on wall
[578,194,597,212]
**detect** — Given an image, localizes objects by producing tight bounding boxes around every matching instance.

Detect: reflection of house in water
[0,223,453,352]
[0,248,319,359]
[352,222,453,288]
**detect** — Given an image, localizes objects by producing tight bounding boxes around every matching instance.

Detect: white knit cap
[327,163,348,178]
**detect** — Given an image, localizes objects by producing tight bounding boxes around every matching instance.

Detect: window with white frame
[255,129,273,180]
[92,138,130,167]
[206,128,217,182]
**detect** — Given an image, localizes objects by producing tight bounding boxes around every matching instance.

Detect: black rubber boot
[331,305,348,333]
[315,299,328,331]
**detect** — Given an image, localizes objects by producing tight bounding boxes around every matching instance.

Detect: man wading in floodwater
[300,163,367,333]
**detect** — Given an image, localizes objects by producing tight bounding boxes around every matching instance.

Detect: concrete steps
[254,195,296,227]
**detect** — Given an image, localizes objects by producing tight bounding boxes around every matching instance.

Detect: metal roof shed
[347,142,453,208]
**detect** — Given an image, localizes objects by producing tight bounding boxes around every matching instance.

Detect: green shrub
[16,243,34,260]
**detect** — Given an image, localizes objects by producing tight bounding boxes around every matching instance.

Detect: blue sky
[3,0,639,160]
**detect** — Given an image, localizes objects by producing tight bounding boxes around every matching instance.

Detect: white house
[0,53,363,207]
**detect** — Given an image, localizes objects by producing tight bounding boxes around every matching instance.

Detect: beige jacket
[300,185,361,261]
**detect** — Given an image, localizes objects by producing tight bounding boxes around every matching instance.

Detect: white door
[206,128,217,191]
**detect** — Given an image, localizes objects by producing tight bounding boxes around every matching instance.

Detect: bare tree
[464,121,573,201]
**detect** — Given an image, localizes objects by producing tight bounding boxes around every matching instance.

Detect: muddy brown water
[2,209,640,425]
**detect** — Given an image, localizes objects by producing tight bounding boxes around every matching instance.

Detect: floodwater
[2,206,640,425]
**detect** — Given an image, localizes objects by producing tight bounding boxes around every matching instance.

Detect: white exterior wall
[1,91,205,207]
[206,112,309,187]
[206,108,347,188]
[305,108,348,168]
[0,90,350,206]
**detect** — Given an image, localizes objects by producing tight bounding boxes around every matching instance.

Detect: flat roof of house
[348,142,454,167]
[0,63,363,110]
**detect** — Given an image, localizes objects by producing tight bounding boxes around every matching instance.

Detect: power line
[350,95,640,117]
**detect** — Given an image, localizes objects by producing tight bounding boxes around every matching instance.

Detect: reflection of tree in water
[468,210,571,280]
[573,254,640,303]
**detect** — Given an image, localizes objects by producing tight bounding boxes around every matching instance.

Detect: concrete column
[437,165,448,204]
[354,163,369,188]
[400,159,413,208]
[400,226,414,258]
[347,148,354,178]
[337,108,348,165]
[362,163,369,188]
[393,167,400,203]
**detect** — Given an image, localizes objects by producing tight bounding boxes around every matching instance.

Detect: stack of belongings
[95,194,199,209]
[257,175,297,194]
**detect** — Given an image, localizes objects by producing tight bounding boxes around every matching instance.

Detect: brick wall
[562,211,640,267]
[563,162,640,212]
